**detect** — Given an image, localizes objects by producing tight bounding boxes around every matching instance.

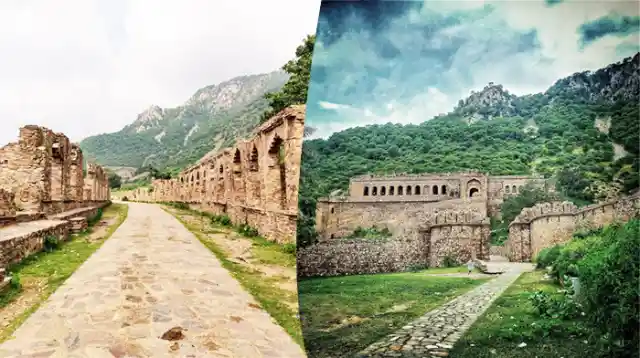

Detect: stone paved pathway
[357,264,534,358]
[0,202,305,358]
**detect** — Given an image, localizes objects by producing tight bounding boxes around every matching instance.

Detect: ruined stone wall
[0,220,71,269]
[136,106,304,244]
[298,208,489,277]
[0,125,110,217]
[505,193,640,262]
[315,197,487,241]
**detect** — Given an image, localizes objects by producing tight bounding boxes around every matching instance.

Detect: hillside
[298,53,640,243]
[80,71,288,170]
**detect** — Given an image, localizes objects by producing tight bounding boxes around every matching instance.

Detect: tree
[108,172,122,189]
[261,34,315,124]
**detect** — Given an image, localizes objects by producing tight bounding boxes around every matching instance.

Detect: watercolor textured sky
[305,0,640,138]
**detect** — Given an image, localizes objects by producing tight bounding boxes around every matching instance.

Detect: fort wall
[505,193,640,262]
[129,105,305,244]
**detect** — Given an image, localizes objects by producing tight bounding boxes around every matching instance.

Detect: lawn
[298,270,490,358]
[0,203,128,342]
[449,270,601,358]
[163,205,303,345]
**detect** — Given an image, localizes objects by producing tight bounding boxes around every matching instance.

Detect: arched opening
[415,185,421,195]
[268,136,286,209]
[363,186,369,196]
[219,165,223,174]
[389,186,395,195]
[512,185,517,193]
[469,188,480,197]
[233,149,242,172]
[441,185,447,195]
[398,186,404,195]
[380,186,386,196]
[232,149,245,203]
[249,146,259,171]
[519,185,523,192]
[330,207,335,214]
[433,185,439,195]
[196,172,200,180]
[372,186,378,196]
[505,186,510,193]
[406,186,412,195]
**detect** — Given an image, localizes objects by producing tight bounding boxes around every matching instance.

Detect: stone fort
[0,125,111,284]
[298,171,639,277]
[127,105,305,244]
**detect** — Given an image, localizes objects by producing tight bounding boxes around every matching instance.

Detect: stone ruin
[0,125,111,284]
[505,193,640,262]
[129,105,305,244]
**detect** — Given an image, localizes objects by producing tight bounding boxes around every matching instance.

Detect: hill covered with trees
[298,53,639,245]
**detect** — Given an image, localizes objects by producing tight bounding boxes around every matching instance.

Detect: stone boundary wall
[505,193,640,262]
[297,210,489,277]
[0,125,110,222]
[128,106,305,244]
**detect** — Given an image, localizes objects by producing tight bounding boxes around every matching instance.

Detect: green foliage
[238,224,259,238]
[535,245,562,268]
[442,255,459,268]
[529,288,581,320]
[211,214,232,227]
[551,234,602,280]
[576,219,640,356]
[297,87,639,244]
[281,243,296,255]
[9,274,21,290]
[261,34,315,122]
[345,226,392,240]
[43,236,60,252]
[107,172,122,189]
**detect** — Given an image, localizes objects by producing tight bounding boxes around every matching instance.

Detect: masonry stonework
[129,106,305,244]
[505,192,640,262]
[0,125,111,277]
[298,171,547,277]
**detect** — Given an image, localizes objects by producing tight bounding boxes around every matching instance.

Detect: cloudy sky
[0,0,320,146]
[306,0,640,138]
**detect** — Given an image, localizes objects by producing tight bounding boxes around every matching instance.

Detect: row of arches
[363,184,455,197]
[505,185,523,194]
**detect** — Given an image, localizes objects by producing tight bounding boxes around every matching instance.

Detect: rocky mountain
[80,71,289,170]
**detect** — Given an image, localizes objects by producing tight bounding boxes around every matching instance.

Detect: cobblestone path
[0,202,305,358]
[357,265,534,358]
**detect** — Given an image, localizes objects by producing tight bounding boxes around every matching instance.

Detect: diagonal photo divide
[295,1,640,358]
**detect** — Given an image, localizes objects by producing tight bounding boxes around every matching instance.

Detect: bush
[442,255,458,268]
[551,235,602,280]
[536,245,562,269]
[122,196,129,202]
[44,235,60,252]
[87,208,103,227]
[238,224,259,238]
[211,215,232,227]
[576,219,640,357]
[529,288,581,320]
[10,274,21,289]
[282,243,297,254]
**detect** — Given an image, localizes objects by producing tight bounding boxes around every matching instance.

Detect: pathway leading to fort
[0,202,304,358]
[357,263,534,358]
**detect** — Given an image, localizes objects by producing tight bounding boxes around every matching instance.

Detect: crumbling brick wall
[505,193,640,262]
[137,105,305,244]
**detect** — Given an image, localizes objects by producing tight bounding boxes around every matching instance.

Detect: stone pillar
[69,144,84,201]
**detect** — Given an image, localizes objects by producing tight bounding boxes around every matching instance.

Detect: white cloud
[0,0,320,145]
[318,101,351,110]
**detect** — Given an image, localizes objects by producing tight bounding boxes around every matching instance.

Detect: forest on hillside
[297,85,639,246]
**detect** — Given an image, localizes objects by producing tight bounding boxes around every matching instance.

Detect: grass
[298,271,490,357]
[419,266,481,274]
[163,206,303,346]
[0,203,128,342]
[449,270,601,358]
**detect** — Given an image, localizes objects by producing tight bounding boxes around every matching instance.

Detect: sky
[0,0,320,146]
[306,0,640,138]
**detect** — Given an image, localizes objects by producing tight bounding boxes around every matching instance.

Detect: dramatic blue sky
[306,0,640,138]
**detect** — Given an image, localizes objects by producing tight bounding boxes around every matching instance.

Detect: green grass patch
[298,271,490,357]
[0,203,128,342]
[450,270,601,358]
[419,266,481,274]
[163,206,303,346]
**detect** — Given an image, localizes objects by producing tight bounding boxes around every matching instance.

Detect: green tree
[108,172,122,189]
[261,34,315,123]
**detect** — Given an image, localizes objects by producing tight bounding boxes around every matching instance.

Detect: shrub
[281,243,297,254]
[122,196,129,202]
[44,235,60,252]
[536,245,562,269]
[87,208,103,227]
[577,219,639,356]
[238,224,259,238]
[211,215,232,227]
[10,274,21,289]
[442,255,458,268]
[529,288,581,320]
[551,235,602,280]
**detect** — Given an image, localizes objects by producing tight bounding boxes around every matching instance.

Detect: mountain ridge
[80,70,289,170]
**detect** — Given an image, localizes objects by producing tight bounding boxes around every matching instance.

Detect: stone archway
[467,179,482,198]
